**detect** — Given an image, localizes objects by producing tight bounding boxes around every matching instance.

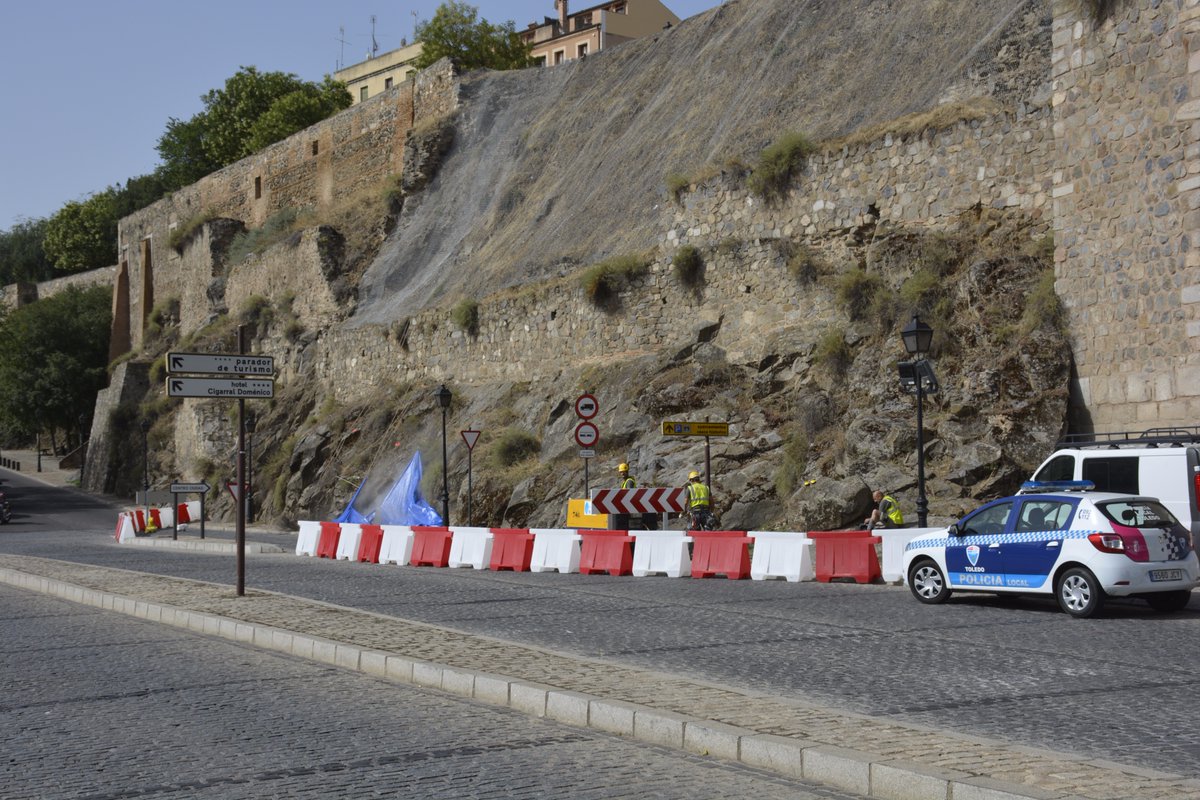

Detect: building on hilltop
[335,42,423,104]
[520,0,680,66]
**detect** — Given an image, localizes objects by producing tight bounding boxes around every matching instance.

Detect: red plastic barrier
[579,529,635,576]
[489,528,535,571]
[690,530,751,579]
[133,509,146,533]
[148,508,163,530]
[114,514,126,541]
[410,526,453,567]
[316,522,341,559]
[357,524,384,563]
[177,503,192,524]
[807,531,883,584]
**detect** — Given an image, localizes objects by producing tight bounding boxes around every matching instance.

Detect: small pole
[235,325,247,597]
[172,491,179,541]
[584,458,590,500]
[466,446,473,525]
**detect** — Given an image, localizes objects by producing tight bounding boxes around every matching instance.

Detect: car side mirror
[947,523,961,537]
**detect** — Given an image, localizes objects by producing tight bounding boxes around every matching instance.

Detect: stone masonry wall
[115,60,458,352]
[1051,0,1200,430]
[1,268,116,311]
[275,109,1059,403]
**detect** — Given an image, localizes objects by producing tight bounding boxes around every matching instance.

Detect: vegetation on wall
[580,253,651,308]
[672,245,704,288]
[748,132,815,202]
[1080,0,1125,26]
[451,298,480,336]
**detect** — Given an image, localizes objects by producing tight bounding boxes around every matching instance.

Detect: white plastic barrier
[157,507,175,528]
[115,513,137,543]
[448,526,494,569]
[182,500,202,525]
[632,530,693,577]
[749,531,813,582]
[378,525,415,565]
[529,528,582,573]
[295,520,321,556]
[877,527,941,582]
[335,523,364,560]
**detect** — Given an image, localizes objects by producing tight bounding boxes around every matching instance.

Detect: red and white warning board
[591,487,688,514]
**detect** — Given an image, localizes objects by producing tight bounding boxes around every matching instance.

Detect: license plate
[1149,569,1183,582]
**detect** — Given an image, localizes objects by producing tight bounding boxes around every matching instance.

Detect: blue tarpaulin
[376,451,442,526]
[332,477,372,524]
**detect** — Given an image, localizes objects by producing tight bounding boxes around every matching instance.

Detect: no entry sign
[574,421,599,448]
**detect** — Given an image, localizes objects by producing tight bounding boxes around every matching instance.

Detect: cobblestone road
[1,585,864,800]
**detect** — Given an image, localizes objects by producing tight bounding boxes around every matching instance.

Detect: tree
[414,2,532,72]
[42,190,120,272]
[245,77,352,154]
[0,285,111,442]
[0,218,55,284]
[155,67,353,189]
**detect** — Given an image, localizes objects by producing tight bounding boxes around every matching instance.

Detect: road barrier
[316,522,341,559]
[448,526,493,569]
[529,529,581,573]
[410,526,453,567]
[489,529,535,572]
[334,523,364,560]
[296,521,321,556]
[807,531,883,584]
[357,524,384,563]
[748,531,812,582]
[631,530,692,578]
[579,529,635,576]
[378,525,414,565]
[690,530,751,579]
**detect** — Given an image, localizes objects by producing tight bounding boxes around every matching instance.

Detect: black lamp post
[78,414,87,486]
[900,315,935,527]
[435,384,452,526]
[140,419,151,503]
[245,412,256,524]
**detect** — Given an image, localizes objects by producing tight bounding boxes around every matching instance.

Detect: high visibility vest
[687,481,710,508]
[881,495,904,526]
[620,476,636,489]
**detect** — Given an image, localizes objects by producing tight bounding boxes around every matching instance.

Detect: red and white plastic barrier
[448,526,493,569]
[530,528,581,573]
[631,530,692,578]
[378,525,414,565]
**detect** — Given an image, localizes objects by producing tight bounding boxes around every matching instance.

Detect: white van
[1031,428,1200,540]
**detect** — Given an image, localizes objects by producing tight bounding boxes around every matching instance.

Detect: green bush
[773,428,809,499]
[239,295,275,328]
[451,299,480,336]
[748,132,815,202]
[786,244,823,285]
[145,296,181,343]
[672,245,704,288]
[1080,0,1123,25]
[666,173,691,204]
[168,209,217,252]
[836,268,884,321]
[488,427,541,468]
[813,329,851,375]
[1020,268,1065,335]
[226,207,300,264]
[580,253,650,308]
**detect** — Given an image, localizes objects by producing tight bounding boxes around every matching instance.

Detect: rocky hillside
[354,0,1051,324]
[123,0,1071,532]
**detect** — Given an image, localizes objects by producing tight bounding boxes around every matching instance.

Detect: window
[534,55,547,67]
[385,77,393,90]
[1082,456,1139,494]
[962,502,1012,536]
[360,86,369,101]
[311,140,319,156]
[554,49,565,65]
[577,43,588,58]
[1016,500,1075,532]
[254,176,262,199]
[1034,454,1075,482]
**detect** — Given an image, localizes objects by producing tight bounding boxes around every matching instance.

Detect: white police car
[903,481,1199,618]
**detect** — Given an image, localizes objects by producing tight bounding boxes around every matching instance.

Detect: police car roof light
[1019,479,1096,493]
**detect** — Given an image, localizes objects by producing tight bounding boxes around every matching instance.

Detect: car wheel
[908,559,951,604]
[1145,590,1191,613]
[1056,566,1105,618]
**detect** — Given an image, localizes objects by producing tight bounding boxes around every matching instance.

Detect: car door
[945,500,1013,588]
[1002,498,1077,590]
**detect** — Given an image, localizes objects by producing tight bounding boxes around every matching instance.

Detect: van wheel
[908,559,951,604]
[1145,590,1191,613]
[1056,567,1105,618]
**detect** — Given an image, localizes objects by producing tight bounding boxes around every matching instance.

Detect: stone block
[545,690,592,726]
[950,777,1061,800]
[869,760,966,800]
[385,655,416,683]
[682,720,747,761]
[739,734,807,780]
[509,681,552,717]
[472,673,512,705]
[440,667,476,698]
[359,650,388,678]
[588,698,640,736]
[411,661,443,689]
[632,708,689,749]
[803,744,873,796]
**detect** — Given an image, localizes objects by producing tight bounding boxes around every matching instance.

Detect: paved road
[2,471,1199,781]
[2,585,866,800]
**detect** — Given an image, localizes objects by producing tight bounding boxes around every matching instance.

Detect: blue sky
[0,0,720,231]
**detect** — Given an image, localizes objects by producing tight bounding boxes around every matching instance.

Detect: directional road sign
[169,482,210,493]
[167,352,275,376]
[591,487,688,514]
[167,378,275,399]
[574,421,599,448]
[661,420,731,437]
[461,430,481,450]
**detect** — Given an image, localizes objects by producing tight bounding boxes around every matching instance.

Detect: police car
[903,481,1199,618]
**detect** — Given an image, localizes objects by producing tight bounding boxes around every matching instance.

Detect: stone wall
[268,108,1059,403]
[1050,0,1200,429]
[0,267,115,311]
[114,60,459,352]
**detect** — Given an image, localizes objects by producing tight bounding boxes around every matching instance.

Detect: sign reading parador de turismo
[166,351,275,399]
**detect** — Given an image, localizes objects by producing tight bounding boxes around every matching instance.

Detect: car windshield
[1097,499,1183,532]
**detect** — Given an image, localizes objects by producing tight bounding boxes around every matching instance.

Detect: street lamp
[78,414,87,486]
[899,314,937,527]
[245,412,256,524]
[434,384,452,526]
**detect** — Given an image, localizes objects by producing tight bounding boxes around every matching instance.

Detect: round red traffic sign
[575,393,599,420]
[574,421,599,448]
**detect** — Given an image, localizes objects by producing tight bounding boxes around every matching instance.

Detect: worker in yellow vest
[685,470,716,530]
[864,490,904,529]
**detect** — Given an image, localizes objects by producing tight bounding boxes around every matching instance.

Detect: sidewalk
[1,550,1195,800]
